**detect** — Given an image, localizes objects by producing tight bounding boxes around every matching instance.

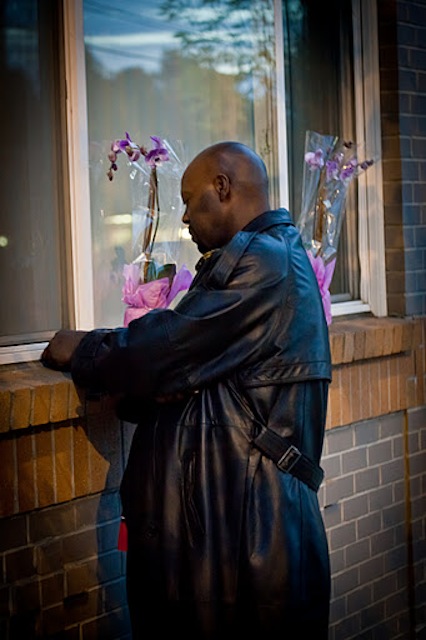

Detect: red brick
[17,431,37,512]
[5,546,36,583]
[370,359,382,418]
[379,359,391,415]
[40,602,66,637]
[340,365,352,426]
[32,384,51,427]
[392,322,403,353]
[68,385,81,419]
[73,423,91,497]
[0,438,16,516]
[343,331,355,363]
[41,573,64,608]
[62,529,98,565]
[389,356,400,412]
[330,330,344,364]
[54,426,74,504]
[350,365,362,423]
[359,361,372,420]
[406,379,417,409]
[0,389,11,432]
[365,326,384,359]
[327,368,342,428]
[401,319,414,352]
[14,578,40,614]
[11,387,32,430]
[382,322,395,356]
[36,428,55,507]
[0,514,27,551]
[353,328,367,361]
[35,539,64,575]
[50,382,70,424]
[65,557,99,595]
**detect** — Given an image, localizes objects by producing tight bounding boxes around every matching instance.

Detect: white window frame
[63,0,95,330]
[352,0,387,317]
[0,0,386,366]
[274,0,386,319]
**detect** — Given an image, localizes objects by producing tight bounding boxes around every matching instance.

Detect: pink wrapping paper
[307,252,336,326]
[122,263,193,327]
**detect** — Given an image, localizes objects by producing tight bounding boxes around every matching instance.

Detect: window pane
[283,0,359,300]
[0,0,68,346]
[83,0,278,327]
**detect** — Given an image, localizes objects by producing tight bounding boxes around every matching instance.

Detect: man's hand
[41,329,88,371]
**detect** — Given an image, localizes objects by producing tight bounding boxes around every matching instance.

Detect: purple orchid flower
[359,159,374,171]
[326,159,339,181]
[109,133,141,162]
[113,132,141,162]
[305,148,325,170]
[145,136,170,167]
[107,132,143,180]
[106,132,170,181]
[339,158,358,181]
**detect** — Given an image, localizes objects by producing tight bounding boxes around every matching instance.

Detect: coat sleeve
[71,233,290,398]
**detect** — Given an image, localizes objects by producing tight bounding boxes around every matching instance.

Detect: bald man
[42,141,332,638]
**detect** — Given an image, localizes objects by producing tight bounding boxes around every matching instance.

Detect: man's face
[181,165,230,254]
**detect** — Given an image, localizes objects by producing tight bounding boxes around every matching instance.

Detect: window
[283,0,358,301]
[0,0,386,365]
[83,0,281,327]
[0,0,71,361]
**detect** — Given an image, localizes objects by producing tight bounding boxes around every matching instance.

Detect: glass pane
[83,0,278,328]
[283,0,359,300]
[0,0,67,346]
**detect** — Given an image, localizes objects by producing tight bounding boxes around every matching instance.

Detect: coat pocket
[181,449,205,547]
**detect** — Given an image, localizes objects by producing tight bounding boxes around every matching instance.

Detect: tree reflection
[159,0,276,98]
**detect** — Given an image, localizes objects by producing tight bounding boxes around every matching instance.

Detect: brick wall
[321,408,426,639]
[321,316,426,638]
[0,408,136,639]
[0,317,425,639]
[326,317,421,428]
[379,0,426,317]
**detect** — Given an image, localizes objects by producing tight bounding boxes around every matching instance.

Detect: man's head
[181,141,270,254]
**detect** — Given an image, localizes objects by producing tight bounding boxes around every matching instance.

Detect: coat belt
[253,427,324,492]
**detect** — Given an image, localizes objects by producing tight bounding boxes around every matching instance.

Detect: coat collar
[242,208,294,234]
[194,209,294,273]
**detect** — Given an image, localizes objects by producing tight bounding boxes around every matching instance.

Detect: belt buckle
[277,445,302,472]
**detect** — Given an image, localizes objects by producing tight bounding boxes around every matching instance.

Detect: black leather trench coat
[71,209,332,638]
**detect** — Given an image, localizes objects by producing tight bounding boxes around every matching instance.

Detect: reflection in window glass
[283,0,358,300]
[0,0,66,346]
[83,0,278,327]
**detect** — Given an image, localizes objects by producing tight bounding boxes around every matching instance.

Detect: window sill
[0,316,416,434]
[329,315,414,365]
[0,362,115,434]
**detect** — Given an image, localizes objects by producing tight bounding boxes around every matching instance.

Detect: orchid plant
[107,134,170,279]
[107,132,192,327]
[297,130,374,324]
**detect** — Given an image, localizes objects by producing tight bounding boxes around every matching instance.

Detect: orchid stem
[142,167,160,281]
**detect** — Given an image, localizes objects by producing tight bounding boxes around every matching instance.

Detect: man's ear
[214,174,231,201]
